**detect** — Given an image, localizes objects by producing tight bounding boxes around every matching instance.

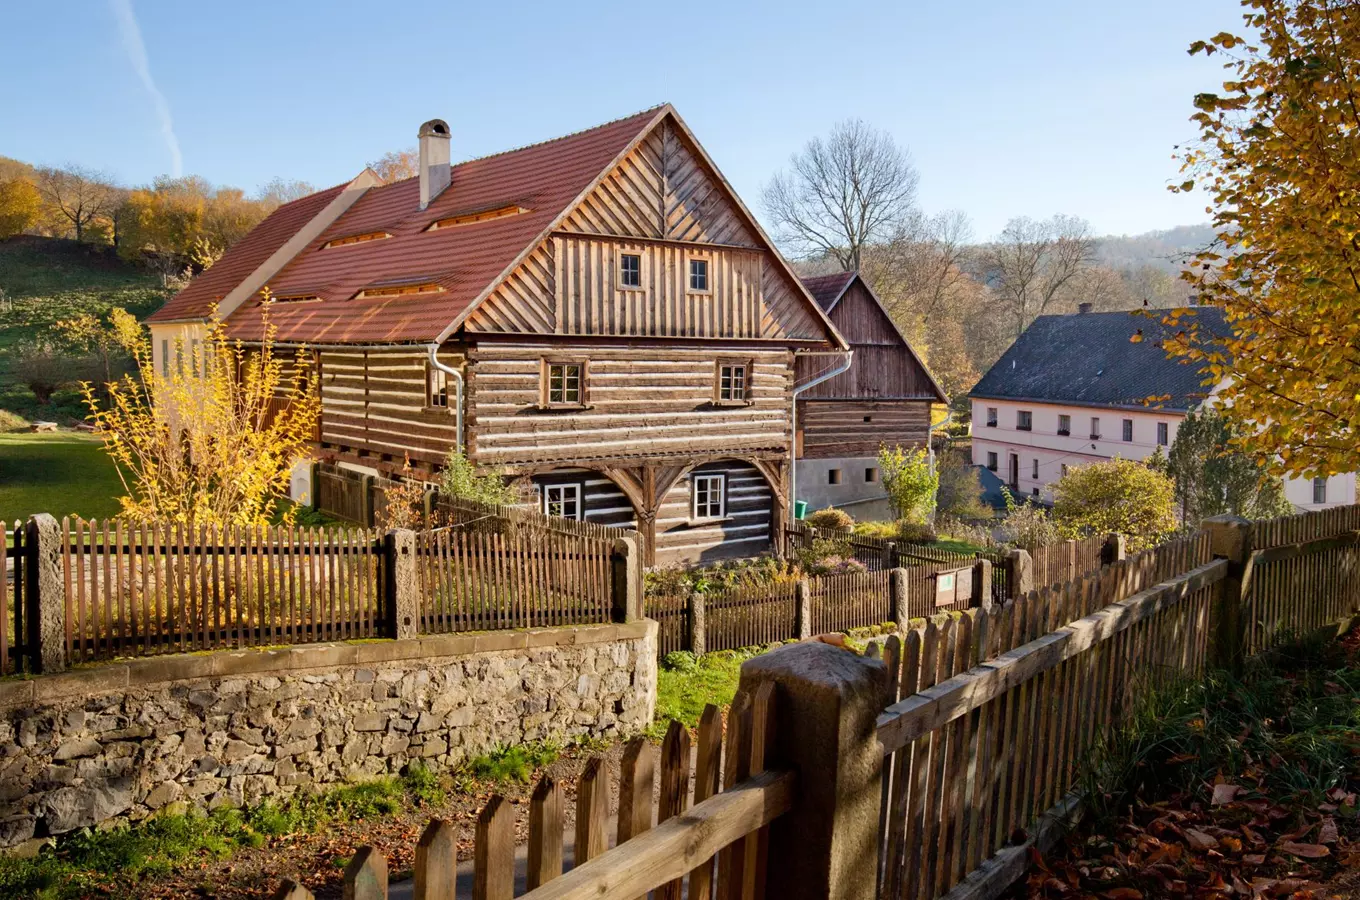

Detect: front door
[1008,453,1019,492]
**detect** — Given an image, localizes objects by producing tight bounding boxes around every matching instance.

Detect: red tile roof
[799,271,857,312]
[147,183,349,323]
[224,107,666,344]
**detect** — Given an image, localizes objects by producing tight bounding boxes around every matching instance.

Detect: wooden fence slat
[342,846,388,900]
[528,775,564,890]
[474,795,514,900]
[689,703,724,900]
[414,818,456,900]
[656,721,692,900]
[575,755,609,867]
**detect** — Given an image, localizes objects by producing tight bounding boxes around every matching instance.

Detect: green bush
[879,444,938,523]
[662,650,698,672]
[894,520,938,543]
[806,507,854,531]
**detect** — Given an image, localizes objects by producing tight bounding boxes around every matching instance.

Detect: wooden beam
[876,560,1228,754]
[1249,530,1360,568]
[515,769,796,900]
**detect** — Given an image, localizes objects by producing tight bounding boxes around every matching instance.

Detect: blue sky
[1,0,1244,239]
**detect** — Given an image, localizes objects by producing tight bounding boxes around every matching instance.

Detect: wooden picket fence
[809,569,893,634]
[704,580,801,652]
[2,521,25,676]
[1029,535,1106,590]
[414,522,618,632]
[61,518,385,663]
[273,694,793,900]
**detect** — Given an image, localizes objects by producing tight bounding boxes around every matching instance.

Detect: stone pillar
[738,642,888,900]
[1101,532,1127,566]
[1007,548,1033,599]
[688,593,706,656]
[890,567,909,626]
[384,528,418,640]
[795,579,813,639]
[26,513,65,674]
[611,536,641,623]
[1204,515,1251,674]
[973,558,994,611]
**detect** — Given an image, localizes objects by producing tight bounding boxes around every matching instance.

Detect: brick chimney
[1078,302,1093,314]
[418,119,451,210]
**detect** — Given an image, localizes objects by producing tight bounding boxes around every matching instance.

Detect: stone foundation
[0,621,657,849]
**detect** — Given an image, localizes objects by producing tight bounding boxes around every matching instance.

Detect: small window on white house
[692,473,726,520]
[1090,417,1101,440]
[189,338,201,378]
[718,363,746,402]
[1313,476,1328,505]
[1017,410,1033,431]
[986,407,998,427]
[175,340,184,378]
[620,253,642,288]
[1032,459,1039,480]
[1032,487,1040,497]
[1061,464,1070,476]
[427,364,449,408]
[688,258,710,292]
[986,452,998,472]
[1122,419,1134,442]
[1058,414,1071,436]
[1157,422,1169,446]
[542,483,583,521]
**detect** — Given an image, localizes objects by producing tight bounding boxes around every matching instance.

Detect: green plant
[1000,486,1060,550]
[894,520,938,544]
[1165,407,1295,526]
[402,761,446,806]
[935,449,990,520]
[662,650,698,673]
[0,408,27,432]
[806,507,854,531]
[794,536,867,577]
[1051,458,1176,550]
[878,444,938,523]
[465,741,560,785]
[439,449,517,506]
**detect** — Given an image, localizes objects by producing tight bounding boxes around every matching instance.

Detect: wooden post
[309,461,321,511]
[890,567,909,627]
[384,529,418,640]
[343,846,387,900]
[795,578,813,639]
[738,641,888,900]
[26,513,65,674]
[1006,548,1033,599]
[612,536,641,623]
[1205,515,1252,675]
[360,474,375,528]
[475,796,514,900]
[884,541,897,571]
[689,592,707,657]
[414,819,456,900]
[273,881,315,900]
[973,558,994,611]
[1101,532,1126,566]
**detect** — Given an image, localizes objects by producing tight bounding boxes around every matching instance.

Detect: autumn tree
[0,177,41,237]
[1051,458,1177,549]
[763,120,920,270]
[36,165,120,242]
[257,177,316,207]
[81,306,319,526]
[368,148,420,183]
[879,444,939,523]
[981,215,1096,337]
[1165,407,1294,524]
[1168,0,1360,479]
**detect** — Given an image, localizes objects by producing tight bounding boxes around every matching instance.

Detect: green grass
[648,648,768,738]
[0,432,124,522]
[0,767,442,900]
[463,741,561,785]
[930,536,991,555]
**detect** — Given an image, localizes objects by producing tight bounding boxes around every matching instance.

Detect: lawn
[0,432,124,522]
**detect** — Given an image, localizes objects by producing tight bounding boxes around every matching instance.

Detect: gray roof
[969,307,1229,413]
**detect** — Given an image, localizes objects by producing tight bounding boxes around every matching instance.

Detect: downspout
[427,344,464,455]
[790,350,854,522]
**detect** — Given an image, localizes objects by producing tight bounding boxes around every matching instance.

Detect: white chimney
[418,119,451,210]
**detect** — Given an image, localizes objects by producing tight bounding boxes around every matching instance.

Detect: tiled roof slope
[969,307,1230,412]
[800,271,856,312]
[224,107,665,344]
[147,183,348,323]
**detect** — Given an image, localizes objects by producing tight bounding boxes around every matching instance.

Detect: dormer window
[323,231,392,249]
[425,204,531,231]
[689,258,709,292]
[620,253,642,288]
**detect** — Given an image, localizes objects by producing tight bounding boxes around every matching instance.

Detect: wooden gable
[464,114,831,343]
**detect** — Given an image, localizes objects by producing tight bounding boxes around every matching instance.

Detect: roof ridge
[376,104,671,189]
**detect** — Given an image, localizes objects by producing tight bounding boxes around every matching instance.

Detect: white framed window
[986,407,998,427]
[691,473,726,520]
[620,253,642,288]
[1032,459,1039,480]
[544,361,585,406]
[427,363,449,408]
[1313,476,1327,505]
[1017,410,1033,431]
[1157,422,1169,446]
[718,363,746,402]
[688,258,710,292]
[1122,419,1134,442]
[1090,417,1101,439]
[542,483,583,521]
[1058,414,1071,436]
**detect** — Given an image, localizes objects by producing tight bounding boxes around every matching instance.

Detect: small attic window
[269,294,322,304]
[425,204,531,231]
[353,282,445,300]
[323,231,392,249]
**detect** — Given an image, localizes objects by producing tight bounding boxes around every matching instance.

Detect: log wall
[797,399,931,459]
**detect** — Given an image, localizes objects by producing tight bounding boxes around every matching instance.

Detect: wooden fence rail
[273,693,791,900]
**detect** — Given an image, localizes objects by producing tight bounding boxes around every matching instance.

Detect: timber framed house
[147,106,847,566]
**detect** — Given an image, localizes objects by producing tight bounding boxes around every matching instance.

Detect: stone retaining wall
[0,621,657,850]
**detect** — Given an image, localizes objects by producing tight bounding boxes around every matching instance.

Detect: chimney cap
[419,119,450,139]
[1077,302,1093,314]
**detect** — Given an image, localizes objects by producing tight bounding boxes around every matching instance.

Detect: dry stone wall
[0,621,656,849]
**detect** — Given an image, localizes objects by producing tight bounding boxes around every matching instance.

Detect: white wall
[148,323,207,380]
[1284,473,1356,511]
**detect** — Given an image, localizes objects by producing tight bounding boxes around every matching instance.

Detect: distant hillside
[1092,223,1218,275]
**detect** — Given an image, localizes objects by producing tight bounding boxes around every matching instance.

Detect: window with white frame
[1157,422,1169,446]
[718,363,746,402]
[1032,458,1039,480]
[620,253,642,288]
[1090,417,1101,439]
[1058,414,1071,436]
[427,363,449,408]
[1122,419,1134,442]
[688,258,710,292]
[542,483,583,520]
[1017,410,1033,431]
[1313,476,1327,505]
[161,339,170,377]
[545,361,584,406]
[691,473,726,520]
[986,407,998,427]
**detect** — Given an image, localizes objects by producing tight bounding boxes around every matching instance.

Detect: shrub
[1052,458,1177,550]
[879,444,938,523]
[795,537,867,576]
[852,519,898,539]
[935,450,991,520]
[894,520,938,543]
[806,507,854,531]
[11,339,72,404]
[439,449,516,506]
[662,650,698,672]
[935,515,996,550]
[1000,487,1061,549]
[0,409,28,432]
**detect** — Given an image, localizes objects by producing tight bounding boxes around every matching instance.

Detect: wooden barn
[794,272,946,517]
[146,106,847,566]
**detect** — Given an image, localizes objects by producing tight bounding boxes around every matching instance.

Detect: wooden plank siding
[318,347,463,469]
[653,460,774,566]
[466,344,792,467]
[798,400,931,459]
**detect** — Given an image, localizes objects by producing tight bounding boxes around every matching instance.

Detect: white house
[970,305,1354,512]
